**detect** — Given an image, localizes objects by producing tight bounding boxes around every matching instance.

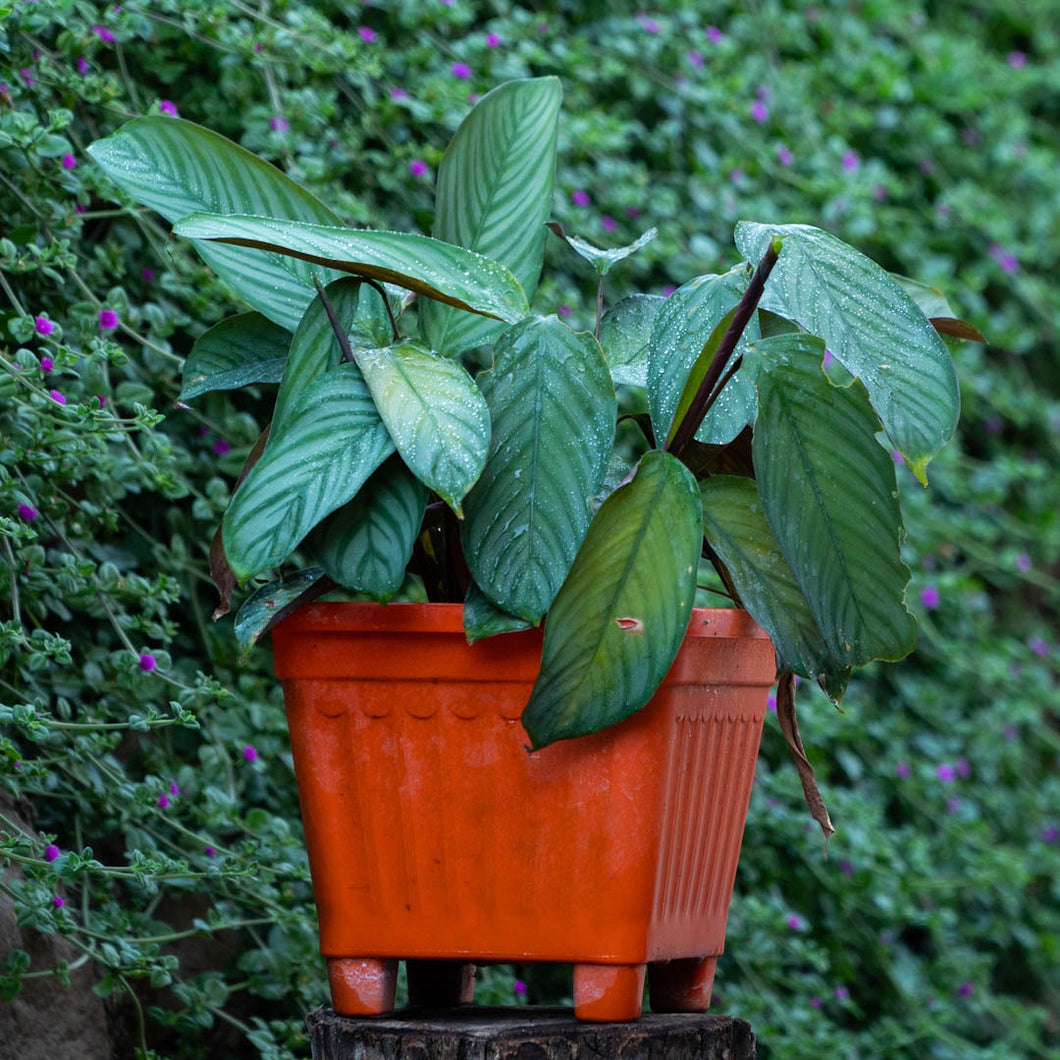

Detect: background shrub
[1,2,1057,1057]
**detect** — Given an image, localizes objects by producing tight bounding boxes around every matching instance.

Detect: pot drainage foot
[407,959,476,1007]
[572,963,646,1021]
[328,957,398,1016]
[647,956,716,1012]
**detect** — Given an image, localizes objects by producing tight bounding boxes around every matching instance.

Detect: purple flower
[766,692,777,713]
[212,438,232,456]
[92,24,116,43]
[17,503,38,522]
[99,308,119,331]
[895,762,911,779]
[142,268,155,282]
[625,206,642,218]
[892,450,905,465]
[706,26,724,43]
[601,215,617,233]
[358,26,377,43]
[139,652,156,672]
[687,50,704,67]
[810,996,823,1009]
[157,793,170,809]
[661,284,676,297]
[1042,826,1059,844]
[96,395,107,409]
[159,100,179,117]
[751,101,769,124]
[40,356,54,371]
[269,115,289,133]
[954,757,971,779]
[785,914,803,930]
[35,315,54,336]
[822,348,834,368]
[1015,552,1032,572]
[557,305,572,318]
[390,87,409,101]
[409,159,428,178]
[20,68,35,88]
[945,796,961,814]
[169,780,180,796]
[1029,636,1049,657]
[243,745,259,763]
[1007,51,1026,68]
[486,32,500,48]
[53,895,65,908]
[728,167,744,183]
[841,150,860,172]
[636,13,660,33]
[840,859,854,877]
[450,62,472,80]
[77,57,90,75]
[204,845,217,857]
[957,981,974,997]
[834,986,850,1002]
[1002,725,1018,741]
[777,144,794,166]
[570,189,590,207]
[920,585,940,610]
[513,979,528,997]
[49,389,66,405]
[44,844,60,862]
[936,763,956,782]
[61,153,77,170]
[988,243,1019,275]
[253,42,264,52]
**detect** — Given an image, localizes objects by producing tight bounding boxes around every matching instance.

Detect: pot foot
[327,957,398,1016]
[573,963,646,1021]
[647,956,717,1012]
[406,959,476,1007]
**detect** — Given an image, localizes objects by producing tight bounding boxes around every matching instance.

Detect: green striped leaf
[700,475,850,702]
[222,363,394,581]
[598,294,665,388]
[87,117,343,331]
[233,567,331,660]
[421,77,562,356]
[271,277,363,435]
[350,339,490,515]
[736,221,960,483]
[463,581,533,645]
[522,450,702,748]
[647,266,753,445]
[311,456,426,600]
[174,213,529,329]
[752,333,917,667]
[461,317,617,623]
[180,313,290,401]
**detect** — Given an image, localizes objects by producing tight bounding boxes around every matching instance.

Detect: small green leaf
[647,266,751,446]
[234,567,331,658]
[180,313,290,401]
[222,363,394,581]
[422,77,562,355]
[598,294,666,388]
[88,117,344,330]
[461,317,616,622]
[522,449,702,748]
[351,339,490,514]
[173,213,529,328]
[700,475,849,701]
[752,333,918,667]
[736,221,960,483]
[463,581,533,644]
[311,457,426,600]
[547,222,658,276]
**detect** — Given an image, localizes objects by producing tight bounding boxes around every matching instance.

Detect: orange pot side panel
[273,604,774,1020]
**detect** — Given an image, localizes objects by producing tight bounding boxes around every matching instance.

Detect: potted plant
[87,76,967,1021]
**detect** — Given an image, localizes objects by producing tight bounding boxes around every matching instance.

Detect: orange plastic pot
[272,603,773,1022]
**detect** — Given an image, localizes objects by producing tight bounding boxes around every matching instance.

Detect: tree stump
[306,1006,756,1059]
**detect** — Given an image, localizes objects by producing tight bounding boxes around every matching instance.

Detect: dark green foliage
[1,2,1057,1058]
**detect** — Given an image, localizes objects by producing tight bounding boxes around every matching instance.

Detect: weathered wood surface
[307,1006,756,1060]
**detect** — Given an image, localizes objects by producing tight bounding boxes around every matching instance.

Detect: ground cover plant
[1,2,1057,1058]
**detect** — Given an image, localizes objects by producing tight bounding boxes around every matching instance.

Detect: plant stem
[594,274,605,339]
[666,241,780,458]
[313,276,357,362]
